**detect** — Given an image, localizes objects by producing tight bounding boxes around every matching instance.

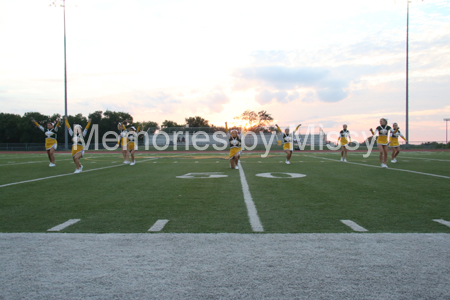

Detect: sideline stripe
[433,219,450,228]
[306,155,450,179]
[238,161,264,232]
[0,159,73,167]
[401,156,450,162]
[341,220,368,232]
[148,219,169,232]
[0,158,157,188]
[47,219,81,232]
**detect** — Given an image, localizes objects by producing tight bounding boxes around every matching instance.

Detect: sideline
[0,158,157,188]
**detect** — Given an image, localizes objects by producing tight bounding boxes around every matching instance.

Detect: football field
[1,150,450,299]
[1,150,449,234]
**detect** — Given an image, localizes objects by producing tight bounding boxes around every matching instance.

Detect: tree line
[0,110,275,143]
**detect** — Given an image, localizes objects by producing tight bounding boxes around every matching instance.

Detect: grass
[0,150,449,233]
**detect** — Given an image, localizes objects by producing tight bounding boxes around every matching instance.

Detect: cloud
[234,65,350,104]
[200,92,230,113]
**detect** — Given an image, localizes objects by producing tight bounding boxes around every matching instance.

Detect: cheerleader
[64,116,92,173]
[126,125,141,166]
[31,117,61,167]
[337,124,351,162]
[370,118,393,168]
[225,122,245,169]
[118,121,130,164]
[276,124,301,164]
[389,122,407,163]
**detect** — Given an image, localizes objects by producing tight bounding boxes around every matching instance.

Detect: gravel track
[1,233,449,299]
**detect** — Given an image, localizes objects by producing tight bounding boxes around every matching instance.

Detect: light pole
[405,0,409,148]
[445,118,450,145]
[50,0,69,150]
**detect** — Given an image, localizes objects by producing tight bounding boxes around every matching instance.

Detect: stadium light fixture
[444,118,450,145]
[50,0,77,150]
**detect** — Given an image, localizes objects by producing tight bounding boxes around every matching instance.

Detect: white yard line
[0,159,73,167]
[148,220,169,232]
[47,219,81,232]
[401,156,450,162]
[238,161,264,232]
[306,155,450,179]
[433,219,450,228]
[341,220,368,232]
[0,158,157,188]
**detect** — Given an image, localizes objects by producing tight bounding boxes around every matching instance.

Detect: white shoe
[391,159,397,163]
[80,165,83,171]
[130,161,135,166]
[340,157,343,162]
[124,161,130,164]
[286,160,290,164]
[74,169,81,173]
[49,163,55,167]
[344,159,347,162]
[235,166,239,170]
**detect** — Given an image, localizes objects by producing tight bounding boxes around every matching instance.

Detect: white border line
[0,159,73,167]
[148,219,169,232]
[341,220,368,232]
[47,219,81,232]
[433,219,450,228]
[238,161,264,232]
[401,156,450,162]
[306,155,450,179]
[0,158,157,188]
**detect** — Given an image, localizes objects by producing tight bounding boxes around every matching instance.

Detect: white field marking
[306,155,450,179]
[148,219,169,232]
[195,161,199,163]
[0,159,73,167]
[238,161,264,232]
[47,219,81,232]
[0,158,157,188]
[258,161,261,163]
[153,161,157,163]
[216,161,219,163]
[401,156,450,162]
[341,220,368,232]
[433,219,450,228]
[174,161,178,163]
[256,172,306,179]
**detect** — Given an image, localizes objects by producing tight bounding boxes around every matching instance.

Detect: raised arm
[54,119,61,132]
[294,124,301,132]
[31,118,45,132]
[225,122,228,133]
[83,119,92,137]
[275,124,282,133]
[64,116,74,136]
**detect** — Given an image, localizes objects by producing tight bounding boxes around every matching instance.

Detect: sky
[1,0,449,142]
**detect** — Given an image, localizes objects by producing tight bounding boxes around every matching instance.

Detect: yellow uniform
[225,124,244,159]
[117,123,128,147]
[389,129,406,147]
[65,119,91,157]
[338,129,351,146]
[33,121,60,150]
[276,124,301,152]
[127,125,141,151]
[371,125,392,146]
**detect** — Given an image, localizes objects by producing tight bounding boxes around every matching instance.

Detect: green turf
[0,150,449,233]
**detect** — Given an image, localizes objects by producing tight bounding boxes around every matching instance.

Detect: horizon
[1,0,449,142]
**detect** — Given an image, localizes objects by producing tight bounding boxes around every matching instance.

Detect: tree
[185,116,210,128]
[0,113,22,143]
[161,120,181,128]
[233,110,274,132]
